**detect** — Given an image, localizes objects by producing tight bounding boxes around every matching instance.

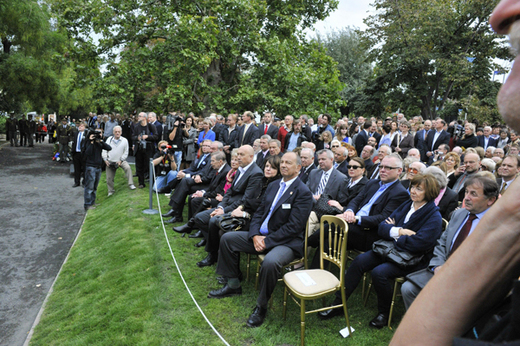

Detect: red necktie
[264,124,268,135]
[451,213,477,254]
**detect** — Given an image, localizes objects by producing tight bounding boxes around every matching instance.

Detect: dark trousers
[9,131,17,146]
[27,133,34,146]
[336,250,421,315]
[72,152,85,185]
[134,149,151,186]
[188,196,219,219]
[217,231,296,309]
[20,132,27,146]
[347,224,380,252]
[194,208,214,233]
[168,177,197,211]
[84,166,101,208]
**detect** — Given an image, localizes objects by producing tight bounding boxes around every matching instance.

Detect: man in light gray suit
[306,149,348,203]
[401,175,499,310]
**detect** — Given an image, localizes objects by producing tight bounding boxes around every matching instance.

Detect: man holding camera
[165,112,184,171]
[102,125,136,196]
[84,128,112,211]
[152,140,178,193]
[132,112,158,188]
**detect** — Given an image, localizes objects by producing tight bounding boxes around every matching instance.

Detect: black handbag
[372,239,424,267]
[218,213,248,233]
[314,194,342,219]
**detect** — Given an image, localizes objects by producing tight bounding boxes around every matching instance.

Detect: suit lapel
[446,209,469,249]
[271,180,297,214]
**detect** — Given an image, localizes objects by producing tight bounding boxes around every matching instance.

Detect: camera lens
[161,146,167,149]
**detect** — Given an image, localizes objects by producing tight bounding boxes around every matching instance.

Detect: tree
[51,0,344,116]
[360,0,512,119]
[315,27,373,116]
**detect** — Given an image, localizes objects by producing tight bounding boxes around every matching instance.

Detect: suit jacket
[235,123,259,148]
[184,153,211,175]
[306,168,348,201]
[477,135,498,149]
[299,163,316,184]
[437,187,459,220]
[355,130,369,156]
[369,132,382,146]
[345,179,410,230]
[337,176,368,206]
[256,150,270,169]
[203,164,231,198]
[367,162,381,180]
[414,129,431,162]
[426,130,450,152]
[456,134,478,149]
[391,133,415,158]
[248,177,313,257]
[336,160,349,176]
[405,208,471,289]
[152,120,163,143]
[259,123,279,139]
[71,129,87,154]
[218,126,239,149]
[218,162,264,212]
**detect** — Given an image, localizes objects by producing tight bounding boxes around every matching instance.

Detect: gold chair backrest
[319,215,349,283]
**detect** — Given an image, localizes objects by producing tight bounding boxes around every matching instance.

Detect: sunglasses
[347,165,362,169]
[331,145,340,148]
[408,168,419,174]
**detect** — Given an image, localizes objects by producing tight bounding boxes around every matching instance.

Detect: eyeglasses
[331,145,340,148]
[408,168,419,174]
[380,165,400,171]
[347,165,362,169]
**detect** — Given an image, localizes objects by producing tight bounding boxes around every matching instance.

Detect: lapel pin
[290,191,293,195]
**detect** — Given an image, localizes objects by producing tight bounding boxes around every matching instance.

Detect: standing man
[261,112,279,139]
[208,152,313,328]
[284,119,306,152]
[18,115,28,147]
[299,147,316,184]
[277,115,293,151]
[71,122,87,187]
[355,122,371,156]
[496,155,520,194]
[6,115,18,147]
[56,118,72,162]
[148,112,163,152]
[425,118,450,160]
[235,111,259,148]
[26,114,36,147]
[83,129,112,210]
[219,113,239,162]
[132,112,158,188]
[103,126,136,196]
[414,119,431,162]
[448,152,481,201]
[477,126,498,150]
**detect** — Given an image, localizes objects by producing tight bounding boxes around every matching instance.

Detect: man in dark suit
[401,175,498,309]
[496,155,520,194]
[391,121,415,159]
[260,112,279,139]
[298,148,316,184]
[425,118,450,161]
[367,144,392,180]
[414,120,432,162]
[368,121,382,147]
[172,151,231,232]
[219,114,239,161]
[339,154,410,252]
[71,122,87,187]
[235,111,259,148]
[208,152,313,328]
[355,122,371,156]
[188,145,264,265]
[255,135,271,169]
[306,149,348,203]
[334,146,349,176]
[477,126,499,150]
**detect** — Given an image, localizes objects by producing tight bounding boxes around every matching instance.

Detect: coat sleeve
[395,212,443,254]
[359,188,410,229]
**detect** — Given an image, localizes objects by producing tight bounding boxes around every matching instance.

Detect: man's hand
[340,210,356,224]
[230,207,243,218]
[399,228,416,236]
[253,235,266,252]
[395,147,402,152]
[89,134,95,140]
[216,194,223,201]
[105,160,110,167]
[194,175,202,184]
[210,208,224,217]
[223,145,230,153]
[177,171,186,179]
[426,151,433,157]
[328,200,342,209]
[117,161,122,167]
[455,165,466,176]
[142,134,148,140]
[313,194,321,200]
[192,191,204,198]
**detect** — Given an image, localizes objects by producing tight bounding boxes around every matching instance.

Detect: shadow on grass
[30,168,401,346]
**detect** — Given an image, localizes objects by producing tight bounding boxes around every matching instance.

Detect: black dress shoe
[368,313,388,329]
[195,239,206,247]
[318,307,343,321]
[217,272,243,285]
[72,184,80,188]
[197,253,217,267]
[208,284,242,299]
[188,230,203,238]
[162,209,176,218]
[173,223,193,234]
[165,216,183,224]
[246,306,267,328]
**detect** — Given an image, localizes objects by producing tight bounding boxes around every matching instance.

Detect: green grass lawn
[30,169,402,345]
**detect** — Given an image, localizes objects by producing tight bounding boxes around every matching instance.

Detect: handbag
[218,213,248,233]
[314,194,342,219]
[372,239,424,267]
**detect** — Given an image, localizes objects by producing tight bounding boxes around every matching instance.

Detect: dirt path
[0,142,85,346]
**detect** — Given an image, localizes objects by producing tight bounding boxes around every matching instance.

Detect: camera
[88,128,103,140]
[165,114,185,132]
[109,162,119,170]
[160,144,174,156]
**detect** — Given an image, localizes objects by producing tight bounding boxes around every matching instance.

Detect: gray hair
[386,153,404,169]
[317,149,334,160]
[260,134,272,140]
[113,125,122,132]
[301,147,315,157]
[423,166,448,189]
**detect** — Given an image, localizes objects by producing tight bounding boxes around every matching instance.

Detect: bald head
[237,145,254,167]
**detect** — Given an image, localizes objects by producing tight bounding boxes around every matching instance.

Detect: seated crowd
[148,111,520,331]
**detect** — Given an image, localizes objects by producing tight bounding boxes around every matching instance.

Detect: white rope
[151,164,231,346]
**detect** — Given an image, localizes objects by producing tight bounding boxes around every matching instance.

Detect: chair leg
[300,300,306,346]
[388,280,399,329]
[255,260,261,290]
[364,280,372,307]
[246,254,251,281]
[283,287,288,319]
[341,286,352,337]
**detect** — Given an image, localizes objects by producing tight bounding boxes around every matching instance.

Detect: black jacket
[84,138,112,168]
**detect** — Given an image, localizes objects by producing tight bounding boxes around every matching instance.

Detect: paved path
[0,142,85,346]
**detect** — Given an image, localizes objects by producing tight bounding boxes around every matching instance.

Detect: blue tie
[259,182,286,235]
[76,132,82,152]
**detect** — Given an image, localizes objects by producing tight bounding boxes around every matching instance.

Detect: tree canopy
[50,0,344,116]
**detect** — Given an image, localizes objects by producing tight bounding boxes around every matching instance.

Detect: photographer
[102,126,136,196]
[152,140,178,193]
[165,111,185,171]
[132,112,158,188]
[84,128,112,211]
